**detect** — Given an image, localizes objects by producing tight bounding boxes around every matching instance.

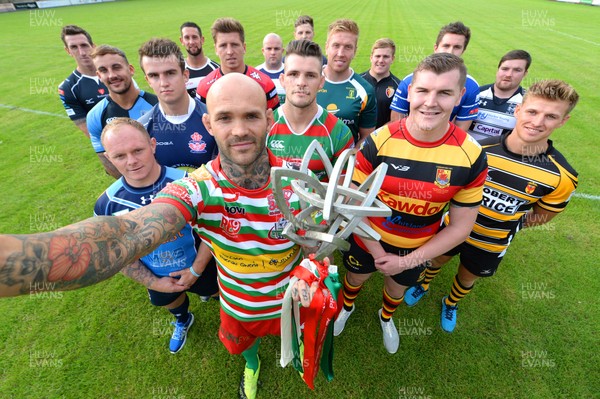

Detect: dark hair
[138,38,185,73]
[413,53,467,89]
[436,21,471,51]
[180,22,202,37]
[61,25,93,47]
[286,39,322,60]
[295,15,314,28]
[498,49,532,71]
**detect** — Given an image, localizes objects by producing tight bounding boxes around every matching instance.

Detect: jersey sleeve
[93,193,108,217]
[58,81,86,122]
[389,76,410,114]
[537,158,578,213]
[154,176,206,222]
[454,77,480,122]
[358,83,377,129]
[352,131,380,185]
[331,121,355,164]
[265,81,280,110]
[86,103,105,153]
[450,141,488,207]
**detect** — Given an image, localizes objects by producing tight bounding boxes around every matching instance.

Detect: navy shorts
[147,258,218,306]
[342,235,427,287]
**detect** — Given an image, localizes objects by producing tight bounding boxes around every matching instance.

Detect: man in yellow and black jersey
[403,79,580,333]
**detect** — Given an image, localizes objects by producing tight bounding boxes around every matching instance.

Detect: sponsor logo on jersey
[434,168,451,188]
[250,71,261,80]
[482,187,527,215]
[390,164,410,172]
[270,140,285,150]
[58,89,64,95]
[188,132,207,153]
[225,204,246,215]
[525,182,537,195]
[85,98,95,105]
[140,195,155,205]
[473,123,502,137]
[156,141,174,146]
[106,117,117,125]
[385,86,395,98]
[220,216,241,236]
[380,193,443,216]
[326,104,339,114]
[66,109,75,116]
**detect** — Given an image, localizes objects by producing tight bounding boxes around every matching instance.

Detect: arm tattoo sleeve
[0,203,186,297]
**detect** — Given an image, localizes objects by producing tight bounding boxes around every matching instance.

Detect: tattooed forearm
[121,260,157,288]
[0,203,186,297]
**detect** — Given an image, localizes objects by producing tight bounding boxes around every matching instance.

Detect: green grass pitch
[0,0,598,398]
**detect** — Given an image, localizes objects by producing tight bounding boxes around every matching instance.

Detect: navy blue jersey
[360,71,401,128]
[58,70,108,121]
[87,90,158,153]
[94,166,200,276]
[138,98,217,171]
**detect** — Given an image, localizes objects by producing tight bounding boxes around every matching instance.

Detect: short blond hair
[524,80,579,114]
[371,38,395,56]
[101,118,150,148]
[327,19,359,41]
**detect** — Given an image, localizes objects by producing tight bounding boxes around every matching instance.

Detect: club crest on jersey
[507,102,517,115]
[525,181,537,195]
[346,88,355,99]
[188,132,207,153]
[386,86,395,98]
[220,216,241,236]
[434,167,452,188]
[98,88,105,95]
[268,217,287,240]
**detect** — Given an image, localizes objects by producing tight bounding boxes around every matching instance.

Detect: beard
[186,47,202,57]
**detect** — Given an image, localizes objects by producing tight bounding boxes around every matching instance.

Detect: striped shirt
[450,133,578,253]
[266,105,354,181]
[154,151,303,321]
[354,119,488,249]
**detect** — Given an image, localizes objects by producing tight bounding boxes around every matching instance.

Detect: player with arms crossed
[403,80,579,333]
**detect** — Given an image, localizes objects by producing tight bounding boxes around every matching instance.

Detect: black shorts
[342,235,427,287]
[445,242,504,277]
[147,258,219,306]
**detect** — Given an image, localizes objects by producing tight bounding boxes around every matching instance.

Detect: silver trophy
[271,140,391,259]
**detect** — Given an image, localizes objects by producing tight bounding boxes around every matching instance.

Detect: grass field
[0,0,599,398]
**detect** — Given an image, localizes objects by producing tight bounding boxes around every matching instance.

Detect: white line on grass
[0,104,68,119]
[574,193,600,201]
[547,29,600,46]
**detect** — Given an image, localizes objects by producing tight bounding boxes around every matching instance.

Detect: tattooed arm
[0,202,187,298]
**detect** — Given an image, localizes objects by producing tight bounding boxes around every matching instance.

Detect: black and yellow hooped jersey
[450,133,578,253]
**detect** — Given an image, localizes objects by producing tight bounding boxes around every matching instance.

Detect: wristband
[189,266,202,278]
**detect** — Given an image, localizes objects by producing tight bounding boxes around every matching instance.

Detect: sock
[168,294,190,324]
[341,274,363,311]
[381,287,403,322]
[242,338,261,372]
[420,266,442,290]
[446,275,473,306]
